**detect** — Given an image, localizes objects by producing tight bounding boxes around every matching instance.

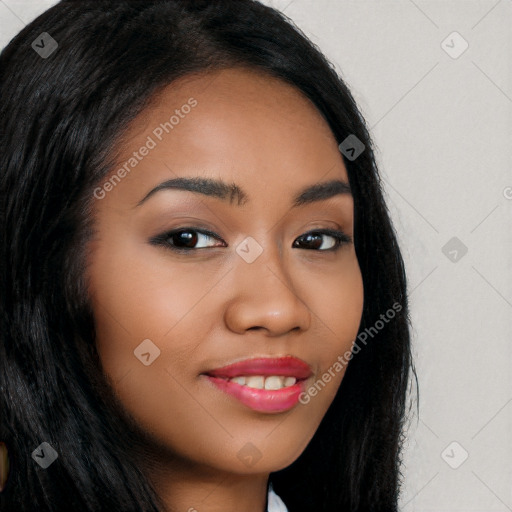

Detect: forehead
[103,67,348,209]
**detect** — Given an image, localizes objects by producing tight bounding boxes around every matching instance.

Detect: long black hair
[0,1,417,510]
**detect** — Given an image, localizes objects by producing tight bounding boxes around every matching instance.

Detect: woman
[0,1,416,510]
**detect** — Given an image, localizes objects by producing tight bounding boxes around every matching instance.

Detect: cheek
[86,235,215,376]
[86,242,228,460]
[311,249,364,345]
[299,252,364,405]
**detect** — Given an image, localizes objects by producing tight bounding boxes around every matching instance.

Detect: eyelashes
[150,226,352,254]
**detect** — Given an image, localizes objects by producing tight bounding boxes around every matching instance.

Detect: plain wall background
[1,1,511,510]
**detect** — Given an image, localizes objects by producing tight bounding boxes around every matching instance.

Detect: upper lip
[203,356,313,380]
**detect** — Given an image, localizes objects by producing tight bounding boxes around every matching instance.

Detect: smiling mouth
[202,374,309,413]
[201,356,312,413]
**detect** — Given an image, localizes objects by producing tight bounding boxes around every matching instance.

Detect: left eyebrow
[135,176,352,208]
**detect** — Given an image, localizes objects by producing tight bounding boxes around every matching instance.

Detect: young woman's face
[86,67,364,476]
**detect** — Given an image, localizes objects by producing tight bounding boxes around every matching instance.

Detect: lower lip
[203,375,307,413]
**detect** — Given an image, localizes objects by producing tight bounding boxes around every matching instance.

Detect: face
[86,67,364,478]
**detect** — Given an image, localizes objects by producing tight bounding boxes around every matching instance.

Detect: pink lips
[202,356,312,413]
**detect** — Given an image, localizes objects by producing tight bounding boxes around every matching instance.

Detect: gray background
[2,0,511,510]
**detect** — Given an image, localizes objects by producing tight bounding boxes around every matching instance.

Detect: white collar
[267,481,288,512]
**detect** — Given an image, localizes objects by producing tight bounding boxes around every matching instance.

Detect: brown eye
[292,230,351,251]
[167,229,222,250]
[169,229,199,249]
[151,227,225,252]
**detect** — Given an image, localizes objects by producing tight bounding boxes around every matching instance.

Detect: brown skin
[86,67,364,512]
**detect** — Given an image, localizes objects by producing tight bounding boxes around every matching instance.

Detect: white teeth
[245,376,265,389]
[284,376,297,387]
[228,375,298,390]
[264,376,284,390]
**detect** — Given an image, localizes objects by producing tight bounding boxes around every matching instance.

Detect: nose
[223,242,312,336]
